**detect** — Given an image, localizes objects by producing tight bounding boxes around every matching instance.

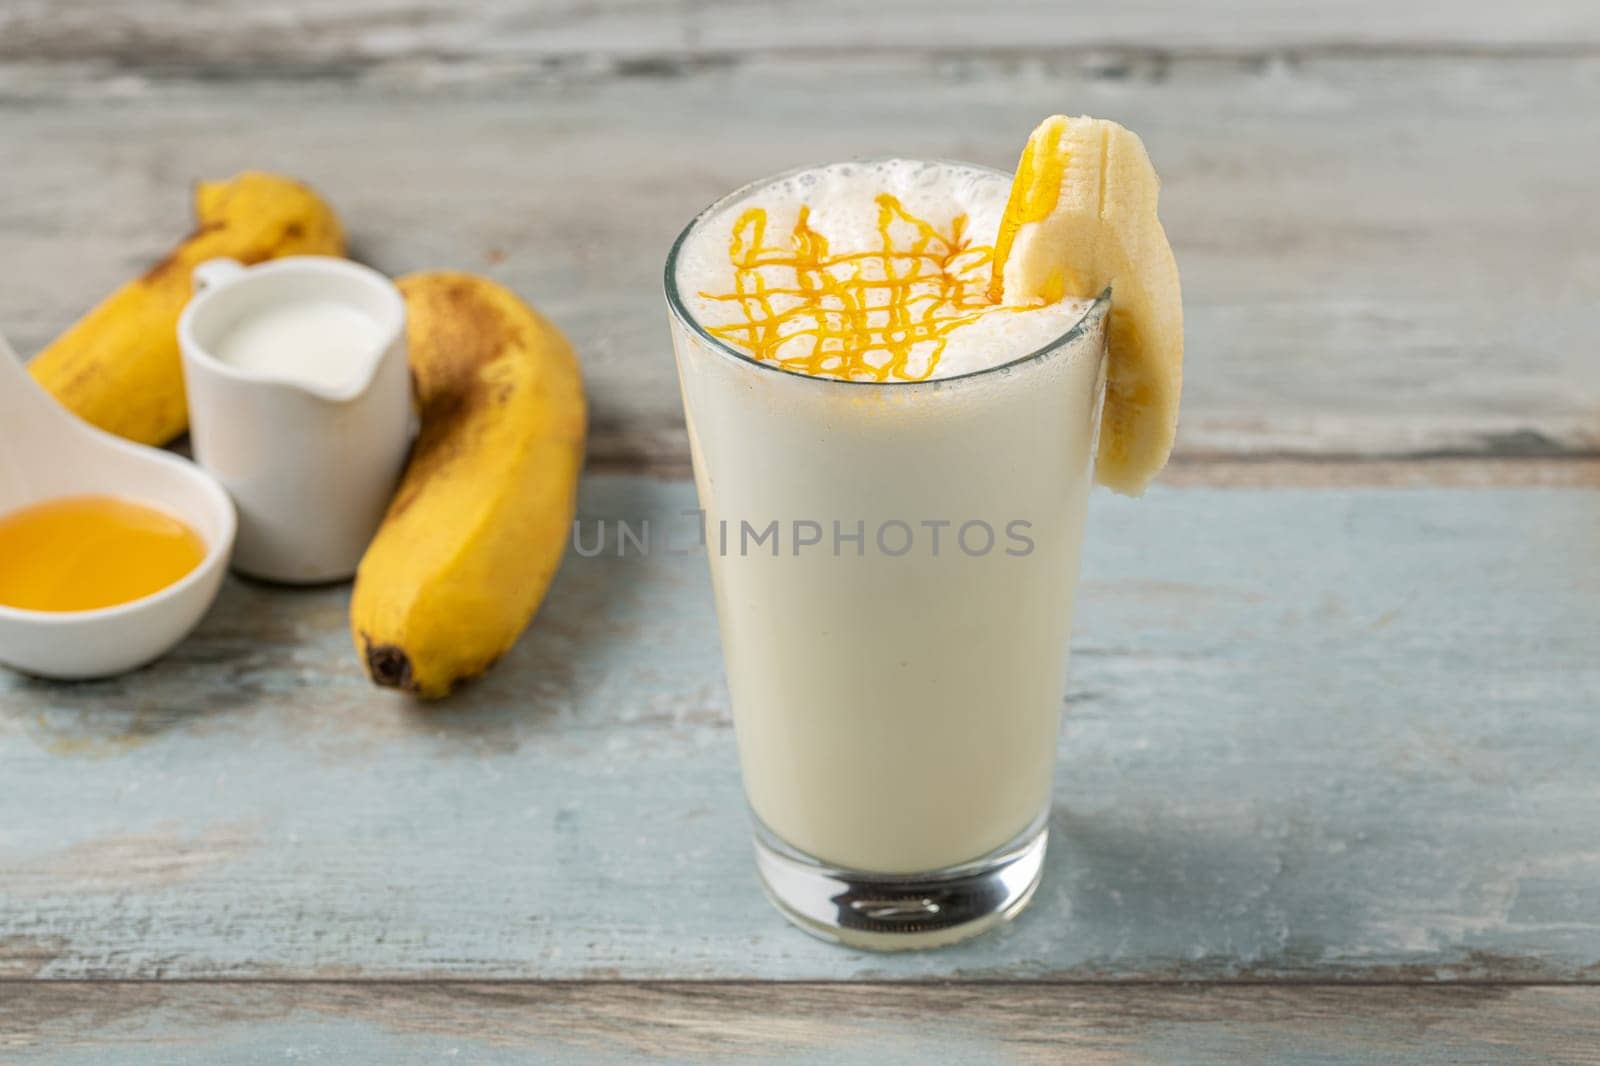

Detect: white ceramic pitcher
[178,256,412,584]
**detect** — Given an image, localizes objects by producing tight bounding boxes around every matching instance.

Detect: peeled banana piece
[991,115,1184,496]
[351,273,587,699]
[27,172,345,445]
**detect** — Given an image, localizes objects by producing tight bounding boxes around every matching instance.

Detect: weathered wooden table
[3,2,1599,1061]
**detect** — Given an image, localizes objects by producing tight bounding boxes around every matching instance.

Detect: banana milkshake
[665,117,1183,948]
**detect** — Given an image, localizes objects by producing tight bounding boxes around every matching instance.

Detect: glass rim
[662,157,1111,390]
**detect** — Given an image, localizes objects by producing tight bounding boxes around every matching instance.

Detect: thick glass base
[752,814,1048,951]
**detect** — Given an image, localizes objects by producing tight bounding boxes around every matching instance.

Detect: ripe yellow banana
[351,273,587,699]
[27,172,345,445]
[991,115,1184,496]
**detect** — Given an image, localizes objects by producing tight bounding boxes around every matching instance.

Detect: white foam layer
[676,159,1093,381]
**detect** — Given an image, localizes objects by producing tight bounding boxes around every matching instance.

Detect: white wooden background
[2,1,1599,1061]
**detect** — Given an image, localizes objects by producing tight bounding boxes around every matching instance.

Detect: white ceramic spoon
[0,329,235,679]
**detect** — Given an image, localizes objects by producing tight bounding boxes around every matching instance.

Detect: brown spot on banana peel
[383,282,516,515]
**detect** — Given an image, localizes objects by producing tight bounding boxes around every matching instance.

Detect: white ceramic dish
[0,329,236,679]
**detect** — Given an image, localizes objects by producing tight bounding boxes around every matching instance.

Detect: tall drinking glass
[665,163,1109,949]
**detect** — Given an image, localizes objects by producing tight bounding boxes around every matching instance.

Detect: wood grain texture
[0,54,1596,470]
[4,983,1600,1064]
[3,9,1599,1047]
[1159,457,1600,490]
[4,0,1600,66]
[2,475,1597,981]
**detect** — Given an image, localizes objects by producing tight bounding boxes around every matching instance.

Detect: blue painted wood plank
[4,984,1600,1064]
[1,475,1597,980]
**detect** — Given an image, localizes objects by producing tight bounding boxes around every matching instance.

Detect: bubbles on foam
[692,159,1010,263]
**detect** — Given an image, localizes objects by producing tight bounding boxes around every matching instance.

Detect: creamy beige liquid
[672,160,1106,874]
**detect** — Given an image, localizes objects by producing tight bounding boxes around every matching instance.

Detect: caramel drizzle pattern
[698,194,1014,381]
